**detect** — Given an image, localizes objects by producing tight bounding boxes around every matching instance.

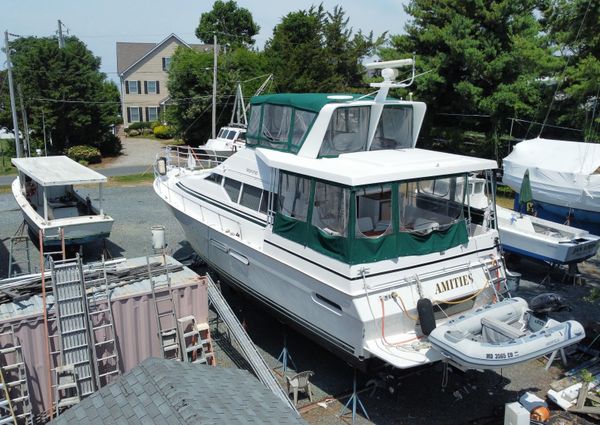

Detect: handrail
[156,145,232,174]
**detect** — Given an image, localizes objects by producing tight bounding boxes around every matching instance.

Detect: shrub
[67,145,101,164]
[150,121,162,131]
[98,133,123,157]
[127,121,153,131]
[154,125,174,139]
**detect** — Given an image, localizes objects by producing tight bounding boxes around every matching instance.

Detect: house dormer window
[162,57,172,71]
[126,80,140,94]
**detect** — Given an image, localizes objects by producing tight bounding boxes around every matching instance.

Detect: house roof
[117,33,213,76]
[49,358,306,425]
[11,156,107,186]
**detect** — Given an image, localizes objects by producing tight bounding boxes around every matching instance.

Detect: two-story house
[117,34,212,127]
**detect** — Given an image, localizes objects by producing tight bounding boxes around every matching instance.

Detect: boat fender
[529,293,569,315]
[417,298,436,335]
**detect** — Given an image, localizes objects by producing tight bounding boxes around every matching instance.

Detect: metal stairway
[147,256,180,360]
[86,259,121,388]
[177,315,215,365]
[0,327,33,424]
[206,274,296,412]
[49,256,96,400]
[483,256,510,300]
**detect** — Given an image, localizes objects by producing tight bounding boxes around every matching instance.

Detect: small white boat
[467,177,600,265]
[201,125,246,158]
[11,156,113,246]
[428,297,585,369]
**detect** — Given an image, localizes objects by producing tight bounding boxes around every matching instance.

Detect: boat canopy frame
[272,170,470,265]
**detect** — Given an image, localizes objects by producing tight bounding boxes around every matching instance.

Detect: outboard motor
[529,293,569,317]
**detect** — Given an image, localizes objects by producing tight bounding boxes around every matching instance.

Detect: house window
[145,80,159,94]
[127,80,139,94]
[147,107,159,122]
[162,57,172,71]
[128,107,141,123]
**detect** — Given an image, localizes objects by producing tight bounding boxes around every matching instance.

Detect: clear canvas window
[247,106,260,143]
[291,110,316,147]
[355,185,393,238]
[398,175,466,234]
[278,173,310,222]
[319,106,370,157]
[370,106,413,151]
[261,104,292,147]
[311,182,349,237]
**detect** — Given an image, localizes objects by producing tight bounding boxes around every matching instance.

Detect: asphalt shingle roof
[50,358,306,425]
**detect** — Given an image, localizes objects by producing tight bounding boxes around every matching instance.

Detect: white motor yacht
[153,59,582,370]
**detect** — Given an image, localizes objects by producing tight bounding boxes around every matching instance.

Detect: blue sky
[1,0,408,84]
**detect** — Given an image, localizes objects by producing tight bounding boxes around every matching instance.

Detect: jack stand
[276,334,297,372]
[338,368,370,423]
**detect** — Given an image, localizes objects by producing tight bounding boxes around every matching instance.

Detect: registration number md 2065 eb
[485,352,516,360]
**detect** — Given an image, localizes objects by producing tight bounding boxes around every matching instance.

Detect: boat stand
[276,334,297,372]
[338,368,370,423]
[545,348,567,371]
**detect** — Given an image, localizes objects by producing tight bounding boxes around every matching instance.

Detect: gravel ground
[1,184,599,425]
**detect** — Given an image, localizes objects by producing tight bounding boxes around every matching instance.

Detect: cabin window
[226,131,237,140]
[240,184,262,210]
[205,173,223,185]
[398,175,466,233]
[278,173,310,222]
[238,132,246,142]
[224,178,242,202]
[319,106,370,157]
[218,128,225,138]
[311,182,349,237]
[370,105,413,151]
[291,110,317,147]
[355,185,393,238]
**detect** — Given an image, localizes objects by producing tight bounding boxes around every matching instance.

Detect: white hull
[497,206,599,264]
[155,170,504,370]
[12,178,113,245]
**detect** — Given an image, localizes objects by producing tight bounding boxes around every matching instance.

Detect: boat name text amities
[434,274,473,295]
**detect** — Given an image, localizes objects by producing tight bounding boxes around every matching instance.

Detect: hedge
[67,145,102,164]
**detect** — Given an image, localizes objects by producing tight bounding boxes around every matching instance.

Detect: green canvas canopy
[250,93,370,113]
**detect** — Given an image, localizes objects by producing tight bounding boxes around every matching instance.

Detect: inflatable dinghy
[428,297,585,369]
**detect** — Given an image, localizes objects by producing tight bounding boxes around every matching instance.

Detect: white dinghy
[428,296,585,369]
[11,156,113,246]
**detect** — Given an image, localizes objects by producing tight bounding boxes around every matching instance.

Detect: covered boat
[428,297,585,369]
[11,156,113,246]
[502,138,600,235]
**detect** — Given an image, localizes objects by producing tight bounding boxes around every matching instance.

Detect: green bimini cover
[250,93,368,113]
[273,212,469,265]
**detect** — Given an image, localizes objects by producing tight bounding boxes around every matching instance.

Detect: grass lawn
[107,173,154,186]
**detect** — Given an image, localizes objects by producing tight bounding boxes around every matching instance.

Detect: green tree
[265,5,383,92]
[542,0,600,141]
[381,0,559,156]
[9,36,121,155]
[196,0,260,47]
[166,46,268,144]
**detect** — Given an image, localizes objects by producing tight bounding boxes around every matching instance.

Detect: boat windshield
[319,105,414,157]
[370,105,413,151]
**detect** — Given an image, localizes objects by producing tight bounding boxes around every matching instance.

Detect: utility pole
[58,20,65,48]
[4,30,22,158]
[17,85,31,157]
[212,33,218,139]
